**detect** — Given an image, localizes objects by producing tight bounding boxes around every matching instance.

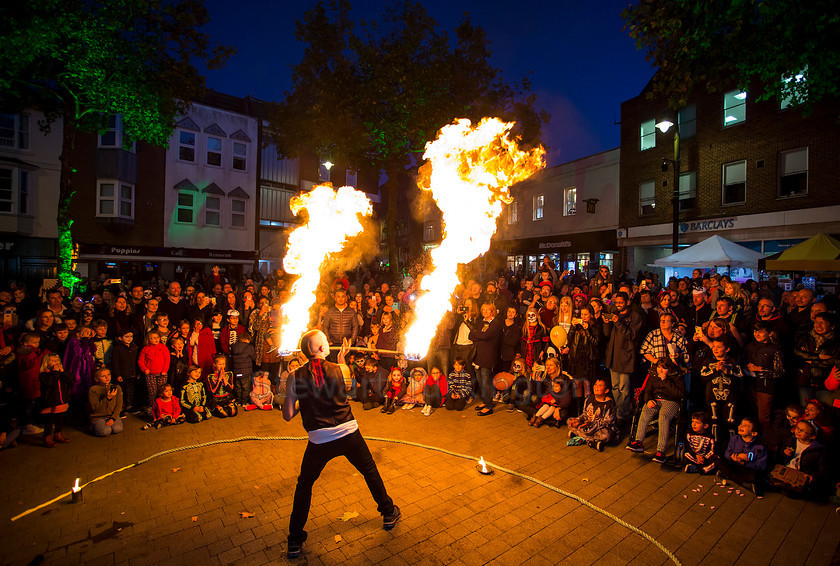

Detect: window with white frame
[176,191,195,223]
[640,119,656,151]
[0,113,29,150]
[231,198,246,228]
[99,115,135,151]
[506,201,519,225]
[533,194,544,220]
[96,180,134,219]
[678,171,697,210]
[779,147,808,197]
[722,161,746,205]
[232,142,247,170]
[205,196,221,226]
[678,104,696,138]
[639,180,655,215]
[178,130,196,162]
[0,168,29,214]
[563,187,576,216]
[206,136,222,166]
[723,90,747,126]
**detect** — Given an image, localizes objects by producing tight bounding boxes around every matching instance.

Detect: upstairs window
[205,196,221,226]
[639,180,655,215]
[0,168,28,214]
[423,221,436,242]
[640,119,656,151]
[176,192,194,223]
[779,147,808,198]
[722,161,746,205]
[96,180,134,219]
[98,115,134,150]
[563,187,576,216]
[0,113,29,150]
[206,137,222,166]
[781,68,807,109]
[233,142,247,170]
[231,199,246,228]
[178,131,196,162]
[678,104,696,139]
[723,90,747,126]
[506,201,518,225]
[532,195,544,220]
[678,171,697,211]
[345,169,358,188]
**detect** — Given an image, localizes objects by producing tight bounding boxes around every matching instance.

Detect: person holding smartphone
[88,368,123,436]
[602,292,645,427]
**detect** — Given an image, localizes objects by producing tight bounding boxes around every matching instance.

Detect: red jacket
[18,346,48,399]
[426,374,448,397]
[188,327,217,376]
[138,343,171,375]
[153,396,182,420]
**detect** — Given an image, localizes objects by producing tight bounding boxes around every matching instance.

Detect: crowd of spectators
[1,258,838,501]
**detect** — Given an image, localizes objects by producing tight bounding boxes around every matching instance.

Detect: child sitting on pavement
[771,419,829,498]
[206,354,238,418]
[246,370,273,411]
[144,384,185,429]
[718,416,768,496]
[402,367,426,410]
[180,366,211,423]
[566,378,616,451]
[380,366,405,414]
[683,411,716,474]
[445,357,472,411]
[421,366,447,416]
[88,368,123,436]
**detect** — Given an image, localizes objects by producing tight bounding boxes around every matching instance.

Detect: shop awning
[653,235,766,269]
[762,233,840,272]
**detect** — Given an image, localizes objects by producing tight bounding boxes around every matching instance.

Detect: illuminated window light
[734,92,747,100]
[724,115,738,123]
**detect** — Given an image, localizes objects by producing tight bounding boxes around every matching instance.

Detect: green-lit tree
[273,0,547,277]
[622,0,840,110]
[0,0,233,289]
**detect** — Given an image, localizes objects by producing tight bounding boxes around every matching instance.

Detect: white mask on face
[527,313,537,322]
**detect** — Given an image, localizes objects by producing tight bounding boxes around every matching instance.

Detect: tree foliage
[272,0,548,276]
[622,0,840,111]
[0,0,233,287]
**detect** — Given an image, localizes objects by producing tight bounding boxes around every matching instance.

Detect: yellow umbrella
[763,233,840,272]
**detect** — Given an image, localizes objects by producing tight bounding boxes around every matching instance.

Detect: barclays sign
[679,217,737,234]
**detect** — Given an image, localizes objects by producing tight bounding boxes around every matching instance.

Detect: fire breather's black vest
[294,358,353,432]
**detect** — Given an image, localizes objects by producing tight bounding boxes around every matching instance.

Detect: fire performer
[282,330,400,559]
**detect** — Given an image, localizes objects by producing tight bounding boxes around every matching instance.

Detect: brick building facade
[618,78,840,277]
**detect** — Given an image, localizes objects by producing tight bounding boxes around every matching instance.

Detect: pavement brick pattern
[1,405,837,565]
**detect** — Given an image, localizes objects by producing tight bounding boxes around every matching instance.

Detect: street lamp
[656,120,680,253]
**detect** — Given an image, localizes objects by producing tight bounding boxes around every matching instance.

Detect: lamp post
[656,120,680,253]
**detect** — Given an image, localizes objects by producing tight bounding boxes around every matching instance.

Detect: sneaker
[684,464,699,474]
[142,424,151,430]
[286,533,307,559]
[22,424,44,435]
[595,441,604,452]
[120,411,128,419]
[402,404,413,410]
[625,440,643,453]
[383,505,401,531]
[652,451,667,464]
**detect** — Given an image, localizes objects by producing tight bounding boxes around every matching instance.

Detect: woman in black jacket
[469,302,503,416]
[498,306,521,374]
[626,357,686,464]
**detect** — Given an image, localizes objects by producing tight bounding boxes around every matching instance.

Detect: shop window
[0,167,29,214]
[507,201,518,224]
[564,187,576,216]
[205,196,221,226]
[576,253,590,273]
[0,113,29,150]
[96,180,134,219]
[231,198,246,228]
[599,252,615,274]
[779,147,808,197]
[722,160,746,205]
[178,130,195,162]
[639,180,655,215]
[678,171,697,211]
[533,194,544,221]
[678,104,696,139]
[206,136,222,167]
[176,191,194,223]
[723,90,747,126]
[233,142,248,170]
[640,119,655,151]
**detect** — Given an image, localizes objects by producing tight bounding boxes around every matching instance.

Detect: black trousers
[289,429,394,544]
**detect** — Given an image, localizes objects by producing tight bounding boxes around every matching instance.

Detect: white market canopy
[653,235,766,270]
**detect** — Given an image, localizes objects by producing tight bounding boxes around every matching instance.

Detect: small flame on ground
[478,456,488,473]
[72,478,81,492]
[404,118,545,358]
[279,184,373,353]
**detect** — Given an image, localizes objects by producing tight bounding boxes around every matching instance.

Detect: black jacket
[110,340,139,381]
[469,317,503,369]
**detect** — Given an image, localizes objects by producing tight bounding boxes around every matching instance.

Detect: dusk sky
[201,0,654,167]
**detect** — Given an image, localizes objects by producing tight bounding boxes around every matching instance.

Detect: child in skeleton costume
[683,411,716,474]
[520,308,548,369]
[180,366,212,423]
[206,354,238,418]
[566,378,616,450]
[700,338,742,447]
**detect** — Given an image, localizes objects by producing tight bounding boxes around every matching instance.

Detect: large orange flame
[279,183,373,353]
[404,118,545,359]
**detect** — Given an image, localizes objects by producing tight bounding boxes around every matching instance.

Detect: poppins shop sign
[679,217,737,234]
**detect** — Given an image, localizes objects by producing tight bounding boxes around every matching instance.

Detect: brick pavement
[0,403,838,566]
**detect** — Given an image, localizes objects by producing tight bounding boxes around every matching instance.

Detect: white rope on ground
[10,435,682,566]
